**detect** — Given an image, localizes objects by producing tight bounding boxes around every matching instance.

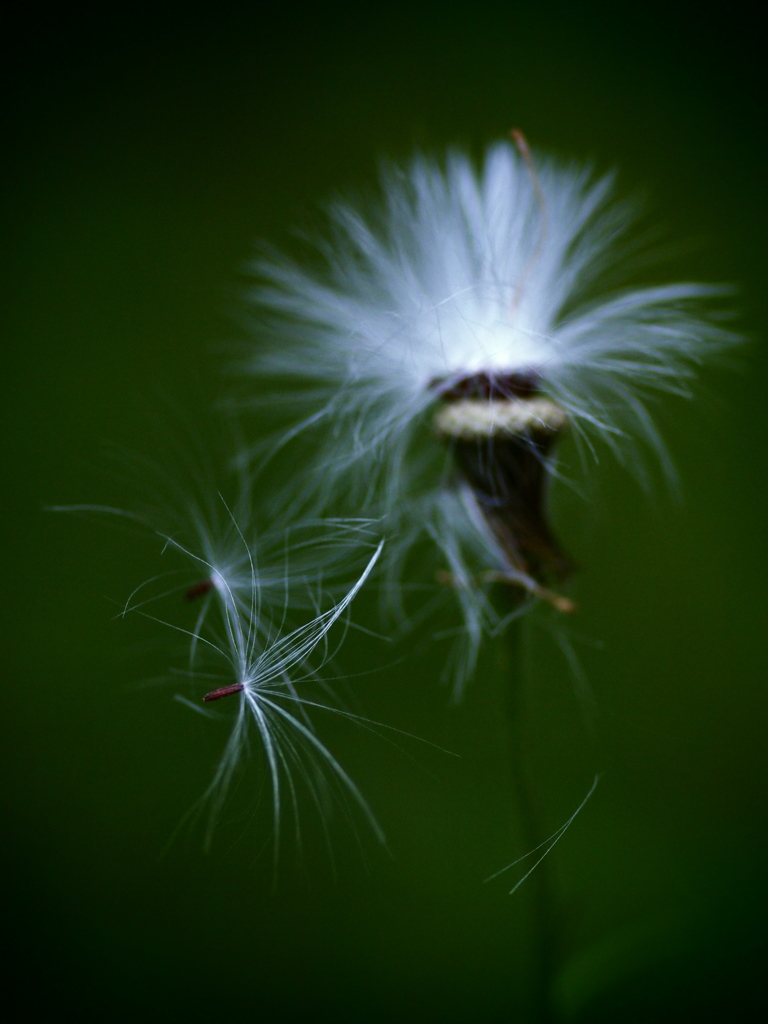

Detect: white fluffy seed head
[248,139,735,486]
[245,138,738,692]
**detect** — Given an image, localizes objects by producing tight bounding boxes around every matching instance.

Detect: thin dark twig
[499,618,560,1023]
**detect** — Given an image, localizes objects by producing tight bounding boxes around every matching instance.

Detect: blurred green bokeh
[5,7,767,1020]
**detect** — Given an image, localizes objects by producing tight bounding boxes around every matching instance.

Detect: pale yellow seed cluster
[433,398,568,440]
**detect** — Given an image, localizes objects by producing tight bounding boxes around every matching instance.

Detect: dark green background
[5,5,767,1020]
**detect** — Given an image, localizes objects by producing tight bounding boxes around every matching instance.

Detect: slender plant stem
[499,618,559,1023]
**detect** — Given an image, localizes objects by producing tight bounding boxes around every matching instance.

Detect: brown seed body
[185,578,215,601]
[203,683,245,702]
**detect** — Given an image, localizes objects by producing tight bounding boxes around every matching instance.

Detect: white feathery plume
[243,134,737,692]
[183,534,386,852]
